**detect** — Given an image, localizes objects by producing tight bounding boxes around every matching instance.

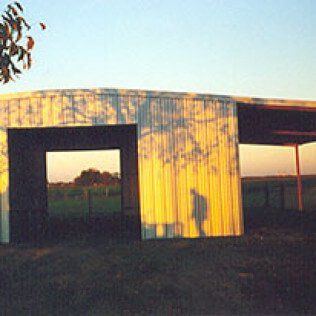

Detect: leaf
[27,52,32,68]
[5,10,14,22]
[11,7,18,16]
[9,43,18,56]
[14,2,23,12]
[1,66,10,83]
[17,48,25,61]
[0,54,10,67]
[11,64,21,75]
[39,22,46,30]
[0,23,6,36]
[27,36,34,50]
[0,1,40,84]
[2,14,11,24]
[16,29,22,42]
[8,4,18,16]
[12,22,18,30]
[4,23,10,37]
[17,16,30,31]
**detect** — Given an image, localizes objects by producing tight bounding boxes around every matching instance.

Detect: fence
[47,185,121,221]
[242,177,316,211]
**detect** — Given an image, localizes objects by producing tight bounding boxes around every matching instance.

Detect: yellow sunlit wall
[0,88,244,242]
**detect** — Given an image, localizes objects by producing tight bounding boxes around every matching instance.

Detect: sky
[46,150,120,183]
[46,144,315,182]
[1,0,315,178]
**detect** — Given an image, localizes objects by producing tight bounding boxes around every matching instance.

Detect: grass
[0,209,315,315]
[48,185,121,223]
[48,195,121,219]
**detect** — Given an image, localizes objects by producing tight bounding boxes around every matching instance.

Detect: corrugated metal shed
[0,88,243,242]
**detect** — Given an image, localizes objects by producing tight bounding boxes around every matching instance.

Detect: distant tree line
[49,168,120,187]
[74,168,120,187]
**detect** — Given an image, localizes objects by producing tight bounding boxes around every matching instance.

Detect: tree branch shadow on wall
[0,89,240,177]
[0,89,240,239]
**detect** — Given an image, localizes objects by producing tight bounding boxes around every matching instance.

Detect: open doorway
[237,102,316,231]
[240,143,316,212]
[239,143,316,231]
[46,150,122,238]
[239,144,299,210]
[8,125,140,242]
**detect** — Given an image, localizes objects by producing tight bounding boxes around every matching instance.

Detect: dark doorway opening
[8,125,140,242]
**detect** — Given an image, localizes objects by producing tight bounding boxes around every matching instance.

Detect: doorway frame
[8,124,140,242]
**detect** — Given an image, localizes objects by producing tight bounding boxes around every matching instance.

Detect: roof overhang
[236,97,316,146]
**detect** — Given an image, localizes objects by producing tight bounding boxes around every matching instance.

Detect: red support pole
[295,144,303,211]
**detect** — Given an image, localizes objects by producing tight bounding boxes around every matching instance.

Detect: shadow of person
[191,189,208,237]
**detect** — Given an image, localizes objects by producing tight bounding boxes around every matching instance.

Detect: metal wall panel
[0,88,244,242]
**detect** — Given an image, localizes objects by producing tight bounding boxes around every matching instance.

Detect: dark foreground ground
[0,209,315,315]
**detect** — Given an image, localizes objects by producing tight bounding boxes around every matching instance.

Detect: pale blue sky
[1,0,315,177]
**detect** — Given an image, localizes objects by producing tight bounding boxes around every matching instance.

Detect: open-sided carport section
[237,97,316,211]
[8,125,140,242]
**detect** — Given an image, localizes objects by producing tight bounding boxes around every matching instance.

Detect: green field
[47,177,316,223]
[48,185,121,199]
[48,186,121,220]
[48,195,121,218]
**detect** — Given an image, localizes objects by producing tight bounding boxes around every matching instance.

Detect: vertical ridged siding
[0,89,243,242]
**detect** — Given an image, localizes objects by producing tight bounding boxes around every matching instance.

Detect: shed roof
[0,88,315,145]
[235,97,316,145]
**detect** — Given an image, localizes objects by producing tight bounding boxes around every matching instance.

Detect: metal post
[88,189,93,220]
[294,144,303,211]
[280,183,285,210]
[264,182,269,208]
